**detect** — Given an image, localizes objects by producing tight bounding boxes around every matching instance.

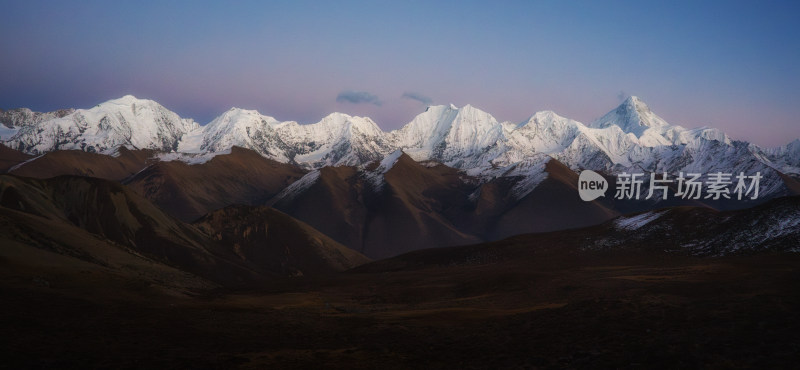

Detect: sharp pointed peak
[454,103,492,116]
[624,95,642,103]
[460,103,481,111]
[590,94,669,135]
[620,95,651,112]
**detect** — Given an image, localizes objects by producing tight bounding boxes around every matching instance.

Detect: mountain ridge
[3,95,799,203]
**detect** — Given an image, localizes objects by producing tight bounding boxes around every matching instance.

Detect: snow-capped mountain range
[0,95,198,154]
[2,95,798,200]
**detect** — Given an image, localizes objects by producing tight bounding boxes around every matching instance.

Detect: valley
[2,237,798,369]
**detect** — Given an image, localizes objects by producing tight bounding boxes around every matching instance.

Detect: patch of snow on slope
[762,213,800,239]
[364,149,404,187]
[463,154,551,199]
[176,127,206,153]
[155,149,230,165]
[0,126,19,140]
[375,149,403,174]
[7,154,45,172]
[614,211,664,230]
[273,170,320,202]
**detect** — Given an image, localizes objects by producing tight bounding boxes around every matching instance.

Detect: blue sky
[1,0,798,146]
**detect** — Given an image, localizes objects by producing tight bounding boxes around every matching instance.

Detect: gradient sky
[1,0,798,146]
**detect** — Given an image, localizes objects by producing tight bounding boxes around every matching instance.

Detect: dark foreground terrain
[2,242,799,369]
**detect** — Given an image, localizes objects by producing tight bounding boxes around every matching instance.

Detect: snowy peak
[389,104,460,159]
[221,107,279,121]
[449,104,499,136]
[759,138,800,175]
[445,104,502,153]
[276,112,385,146]
[96,95,190,125]
[104,94,147,106]
[182,107,283,157]
[314,112,384,137]
[625,95,650,112]
[84,95,199,146]
[518,110,576,130]
[207,107,281,131]
[591,96,670,137]
[784,139,800,154]
[505,110,583,156]
[1,107,76,128]
[390,103,501,162]
[269,112,393,168]
[2,95,197,154]
[527,109,562,122]
[453,104,497,125]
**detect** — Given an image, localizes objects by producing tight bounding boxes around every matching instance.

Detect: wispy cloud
[401,91,433,105]
[336,90,382,106]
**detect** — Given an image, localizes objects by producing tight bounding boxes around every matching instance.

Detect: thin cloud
[336,90,382,106]
[401,91,433,105]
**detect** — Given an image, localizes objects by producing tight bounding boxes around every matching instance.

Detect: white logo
[578,170,608,201]
[613,171,762,200]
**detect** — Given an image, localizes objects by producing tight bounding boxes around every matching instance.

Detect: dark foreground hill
[356,195,800,273]
[123,147,307,222]
[1,145,307,222]
[193,205,370,276]
[270,153,621,258]
[2,235,798,368]
[1,190,799,368]
[0,175,369,287]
